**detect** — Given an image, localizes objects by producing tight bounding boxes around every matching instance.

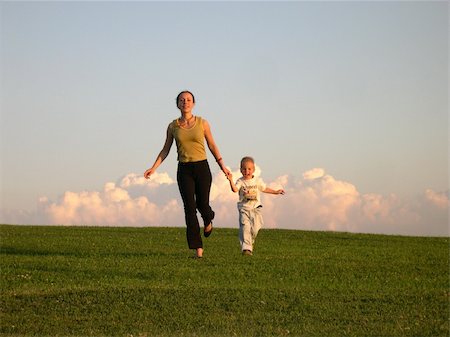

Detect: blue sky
[1,1,448,236]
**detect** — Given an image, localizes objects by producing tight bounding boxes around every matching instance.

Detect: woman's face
[177,92,195,113]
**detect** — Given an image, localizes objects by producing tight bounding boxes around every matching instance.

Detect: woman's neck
[180,113,194,122]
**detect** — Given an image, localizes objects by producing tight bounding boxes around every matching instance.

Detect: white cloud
[35,173,183,227]
[213,167,448,236]
[302,168,325,180]
[424,189,449,209]
[0,168,448,236]
[256,169,448,236]
[120,172,174,188]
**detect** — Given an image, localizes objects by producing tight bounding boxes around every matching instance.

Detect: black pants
[177,160,215,249]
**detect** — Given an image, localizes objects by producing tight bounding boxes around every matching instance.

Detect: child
[226,156,285,255]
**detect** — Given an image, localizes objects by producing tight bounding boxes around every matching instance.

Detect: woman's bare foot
[196,247,203,258]
[204,222,213,237]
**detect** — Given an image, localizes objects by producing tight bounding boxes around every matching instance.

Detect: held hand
[226,171,233,181]
[223,167,231,178]
[144,168,155,179]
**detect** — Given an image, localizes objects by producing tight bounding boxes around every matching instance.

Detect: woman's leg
[177,163,202,250]
[194,161,215,227]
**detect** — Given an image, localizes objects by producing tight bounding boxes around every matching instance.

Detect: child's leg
[239,209,253,252]
[251,207,264,247]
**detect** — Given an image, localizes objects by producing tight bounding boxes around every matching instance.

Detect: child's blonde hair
[240,156,255,167]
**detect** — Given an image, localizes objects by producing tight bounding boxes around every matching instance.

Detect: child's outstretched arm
[226,173,239,193]
[263,187,285,195]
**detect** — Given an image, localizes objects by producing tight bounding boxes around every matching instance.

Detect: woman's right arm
[144,124,174,179]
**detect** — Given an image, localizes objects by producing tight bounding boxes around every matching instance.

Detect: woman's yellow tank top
[170,116,207,163]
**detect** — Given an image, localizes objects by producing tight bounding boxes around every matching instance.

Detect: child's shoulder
[235,176,245,183]
[255,176,266,185]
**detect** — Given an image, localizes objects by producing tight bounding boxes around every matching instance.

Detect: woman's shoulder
[198,116,210,130]
[168,118,179,127]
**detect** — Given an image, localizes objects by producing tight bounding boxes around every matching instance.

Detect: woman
[144,91,231,258]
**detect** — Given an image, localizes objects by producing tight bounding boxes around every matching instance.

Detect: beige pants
[238,206,263,252]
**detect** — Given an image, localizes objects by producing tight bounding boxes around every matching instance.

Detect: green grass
[1,225,449,337]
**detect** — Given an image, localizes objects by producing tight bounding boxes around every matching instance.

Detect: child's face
[240,161,255,180]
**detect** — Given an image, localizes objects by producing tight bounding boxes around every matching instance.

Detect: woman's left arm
[203,118,231,176]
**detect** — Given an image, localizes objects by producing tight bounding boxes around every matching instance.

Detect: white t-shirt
[235,176,266,210]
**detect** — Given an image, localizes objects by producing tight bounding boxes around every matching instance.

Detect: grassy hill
[1,225,448,336]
